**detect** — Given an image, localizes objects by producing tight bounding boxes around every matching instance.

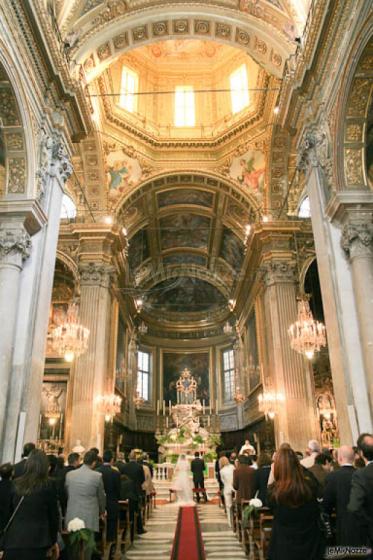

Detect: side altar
[156,368,221,464]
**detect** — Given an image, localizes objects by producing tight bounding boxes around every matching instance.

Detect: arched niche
[336,23,373,191]
[0,57,31,198]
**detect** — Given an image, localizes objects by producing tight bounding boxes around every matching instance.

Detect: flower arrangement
[67,518,96,558]
[242,497,263,528]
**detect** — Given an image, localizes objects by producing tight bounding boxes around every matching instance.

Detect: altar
[156,368,220,464]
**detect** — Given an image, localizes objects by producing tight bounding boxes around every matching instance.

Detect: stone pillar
[341,214,373,414]
[262,259,319,451]
[299,127,373,440]
[68,261,115,452]
[0,223,31,446]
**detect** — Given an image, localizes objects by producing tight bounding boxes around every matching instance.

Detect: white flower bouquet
[242,497,263,528]
[67,518,96,558]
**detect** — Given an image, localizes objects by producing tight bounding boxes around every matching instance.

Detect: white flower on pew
[249,498,263,509]
[67,518,86,532]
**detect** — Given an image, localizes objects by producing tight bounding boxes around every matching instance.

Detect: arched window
[298,196,311,218]
[60,194,77,220]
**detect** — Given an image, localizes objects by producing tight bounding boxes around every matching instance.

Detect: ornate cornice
[260,259,297,287]
[79,261,116,288]
[341,221,373,260]
[0,227,32,262]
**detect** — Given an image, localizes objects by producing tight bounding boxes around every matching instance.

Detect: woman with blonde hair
[219,456,235,527]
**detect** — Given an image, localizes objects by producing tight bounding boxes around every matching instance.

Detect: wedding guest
[323,446,362,545]
[216,451,226,508]
[2,449,59,560]
[122,450,146,534]
[13,442,35,479]
[348,433,373,549]
[219,456,235,527]
[268,447,324,560]
[140,454,155,499]
[309,452,333,491]
[97,450,121,542]
[300,440,321,469]
[254,453,272,506]
[65,449,106,559]
[0,463,14,531]
[233,455,256,504]
[115,452,126,475]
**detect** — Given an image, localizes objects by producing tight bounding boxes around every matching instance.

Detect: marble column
[68,261,115,452]
[341,213,373,414]
[0,223,31,448]
[262,259,319,451]
[299,127,373,440]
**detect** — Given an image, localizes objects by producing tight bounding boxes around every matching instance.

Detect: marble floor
[125,502,247,560]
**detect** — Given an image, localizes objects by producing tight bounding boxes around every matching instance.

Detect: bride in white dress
[172,454,195,506]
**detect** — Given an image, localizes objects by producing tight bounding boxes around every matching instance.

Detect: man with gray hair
[323,446,362,545]
[300,439,321,469]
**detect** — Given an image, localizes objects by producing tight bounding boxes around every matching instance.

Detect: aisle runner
[170,506,206,560]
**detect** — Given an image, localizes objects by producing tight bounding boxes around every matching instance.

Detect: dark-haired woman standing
[3,449,59,560]
[268,446,325,560]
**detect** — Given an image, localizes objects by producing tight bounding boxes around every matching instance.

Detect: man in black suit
[13,442,35,478]
[0,463,13,531]
[191,452,207,503]
[323,445,362,545]
[122,450,146,534]
[348,433,373,552]
[97,449,121,542]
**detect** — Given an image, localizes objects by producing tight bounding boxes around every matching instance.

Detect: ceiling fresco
[144,276,226,313]
[128,227,150,270]
[163,253,207,267]
[157,189,214,209]
[220,227,245,272]
[159,214,211,250]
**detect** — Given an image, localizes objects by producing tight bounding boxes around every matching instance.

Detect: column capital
[0,225,31,264]
[37,129,73,195]
[260,259,297,287]
[341,220,373,260]
[79,261,116,288]
[297,123,332,185]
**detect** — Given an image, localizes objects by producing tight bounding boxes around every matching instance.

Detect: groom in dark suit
[191,452,207,503]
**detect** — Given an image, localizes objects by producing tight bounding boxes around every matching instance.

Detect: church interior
[0,0,373,557]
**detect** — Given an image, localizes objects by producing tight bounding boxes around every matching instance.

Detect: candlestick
[166,417,169,428]
[156,400,159,416]
[216,398,219,414]
[202,399,205,415]
[163,400,165,416]
[207,416,211,427]
[169,400,171,414]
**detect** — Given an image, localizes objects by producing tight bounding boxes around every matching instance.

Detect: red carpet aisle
[170,506,206,560]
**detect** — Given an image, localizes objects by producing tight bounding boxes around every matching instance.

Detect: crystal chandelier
[223,320,233,334]
[133,391,144,409]
[258,384,285,420]
[95,393,122,422]
[50,302,89,362]
[138,321,148,334]
[288,297,326,360]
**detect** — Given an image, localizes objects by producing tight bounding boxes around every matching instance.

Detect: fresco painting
[229,149,265,196]
[160,214,210,250]
[106,149,142,203]
[157,188,213,208]
[145,276,226,313]
[163,352,210,404]
[220,227,245,272]
[128,227,150,270]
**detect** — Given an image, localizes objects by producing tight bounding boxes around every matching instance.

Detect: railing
[154,463,173,481]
